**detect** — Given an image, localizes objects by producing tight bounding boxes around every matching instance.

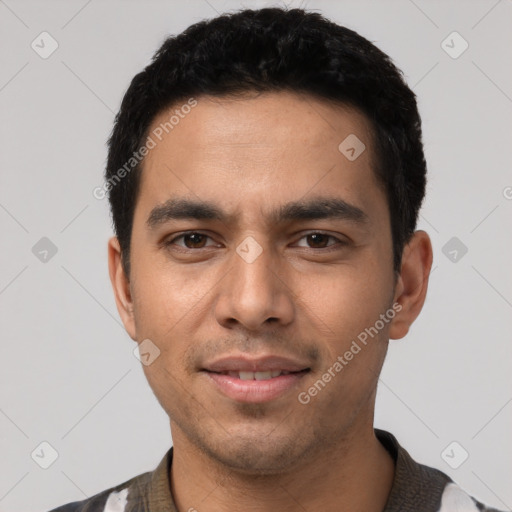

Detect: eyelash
[164,231,348,251]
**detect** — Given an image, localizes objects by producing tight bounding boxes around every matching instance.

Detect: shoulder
[45,447,174,512]
[46,470,150,512]
[438,482,505,512]
[375,429,505,512]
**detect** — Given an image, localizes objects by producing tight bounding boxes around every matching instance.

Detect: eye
[166,232,218,249]
[294,232,346,249]
[164,231,347,251]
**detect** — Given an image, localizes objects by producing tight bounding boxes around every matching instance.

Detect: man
[49,7,503,512]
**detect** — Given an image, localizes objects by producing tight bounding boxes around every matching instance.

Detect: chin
[199,429,317,475]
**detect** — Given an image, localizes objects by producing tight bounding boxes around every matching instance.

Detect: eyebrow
[146,196,370,230]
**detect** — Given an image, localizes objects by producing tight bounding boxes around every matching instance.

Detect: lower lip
[203,371,309,403]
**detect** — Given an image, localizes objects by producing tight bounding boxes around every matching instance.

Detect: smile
[203,368,310,403]
[214,370,301,380]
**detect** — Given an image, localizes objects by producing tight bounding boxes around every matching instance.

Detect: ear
[108,236,137,341]
[389,230,433,340]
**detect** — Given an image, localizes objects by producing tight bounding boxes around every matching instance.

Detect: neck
[169,421,395,512]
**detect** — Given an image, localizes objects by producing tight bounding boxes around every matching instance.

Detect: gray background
[0,0,511,510]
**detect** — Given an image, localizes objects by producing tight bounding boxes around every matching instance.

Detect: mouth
[201,362,311,403]
[200,354,312,403]
[206,369,310,380]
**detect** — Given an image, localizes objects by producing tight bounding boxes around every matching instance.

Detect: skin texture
[108,91,433,511]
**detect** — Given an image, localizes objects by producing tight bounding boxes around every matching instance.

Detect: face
[110,91,413,474]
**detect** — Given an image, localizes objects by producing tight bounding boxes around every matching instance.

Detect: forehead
[136,91,385,225]
[146,91,375,162]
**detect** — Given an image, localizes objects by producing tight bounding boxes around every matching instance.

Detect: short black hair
[105,7,427,277]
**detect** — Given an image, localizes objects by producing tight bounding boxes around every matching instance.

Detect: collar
[130,429,451,512]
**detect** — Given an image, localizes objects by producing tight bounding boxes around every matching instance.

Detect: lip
[203,370,310,403]
[201,354,311,404]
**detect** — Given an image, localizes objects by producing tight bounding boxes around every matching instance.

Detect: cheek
[297,260,392,345]
[131,256,212,336]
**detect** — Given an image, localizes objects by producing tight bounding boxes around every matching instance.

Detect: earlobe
[107,236,137,340]
[389,230,433,340]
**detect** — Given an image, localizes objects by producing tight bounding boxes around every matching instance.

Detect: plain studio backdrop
[0,1,511,511]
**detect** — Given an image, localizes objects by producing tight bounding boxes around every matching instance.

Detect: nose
[214,237,295,332]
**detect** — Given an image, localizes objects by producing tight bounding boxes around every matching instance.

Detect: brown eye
[182,233,207,248]
[166,232,214,249]
[295,232,344,249]
[306,233,331,248]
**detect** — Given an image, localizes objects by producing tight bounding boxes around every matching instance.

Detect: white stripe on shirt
[103,487,129,512]
[438,483,480,512]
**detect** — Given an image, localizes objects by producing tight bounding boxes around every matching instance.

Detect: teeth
[231,370,291,380]
[255,371,272,380]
